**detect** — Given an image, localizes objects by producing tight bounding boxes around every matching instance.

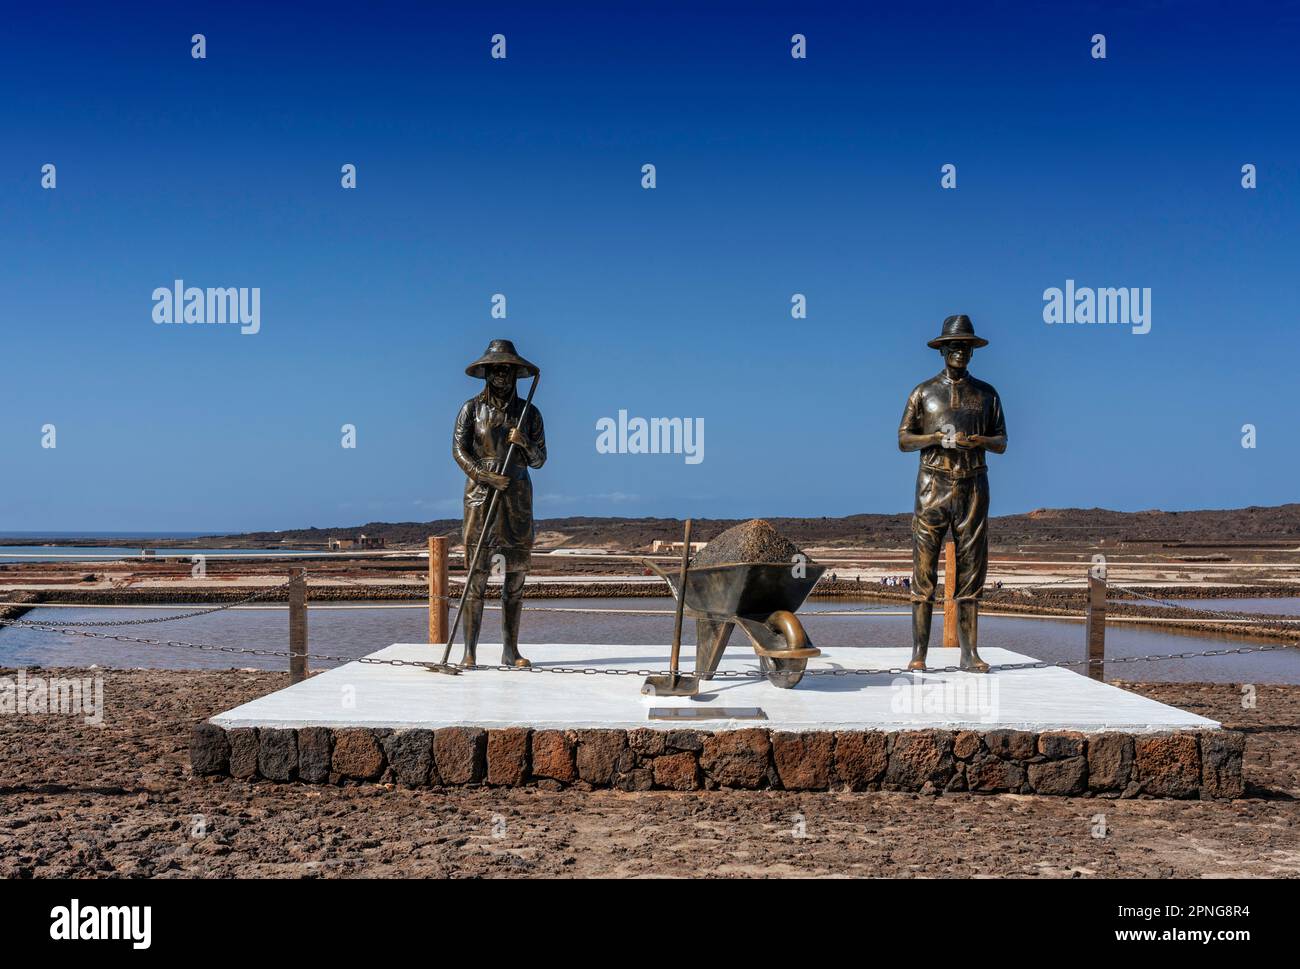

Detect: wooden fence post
[429,536,448,645]
[943,539,958,648]
[1085,573,1106,681]
[289,567,308,684]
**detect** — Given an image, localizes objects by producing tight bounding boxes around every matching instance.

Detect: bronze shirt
[453,388,547,551]
[898,371,1006,478]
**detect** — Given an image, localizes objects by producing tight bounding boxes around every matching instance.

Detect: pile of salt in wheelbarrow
[643,519,826,690]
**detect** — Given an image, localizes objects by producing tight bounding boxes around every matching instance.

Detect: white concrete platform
[210,643,1221,734]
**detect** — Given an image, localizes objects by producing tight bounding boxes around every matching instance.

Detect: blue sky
[2,1,1297,532]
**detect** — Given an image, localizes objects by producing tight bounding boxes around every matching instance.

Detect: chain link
[8,572,1284,624]
[1109,583,1297,623]
[1,612,1293,677]
[459,642,1298,677]
[0,578,296,628]
[1012,575,1093,594]
[3,562,1296,678]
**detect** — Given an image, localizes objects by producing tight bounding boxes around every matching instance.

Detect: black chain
[0,613,1292,676]
[1012,575,1094,594]
[0,578,295,628]
[457,642,1297,677]
[1109,583,1298,623]
[3,562,1295,677]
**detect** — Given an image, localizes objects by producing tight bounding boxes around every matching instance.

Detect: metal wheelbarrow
[642,558,826,688]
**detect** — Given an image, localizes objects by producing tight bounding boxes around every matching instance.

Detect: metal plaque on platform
[648,707,767,721]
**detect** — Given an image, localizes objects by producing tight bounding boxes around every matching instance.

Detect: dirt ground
[1,669,1297,878]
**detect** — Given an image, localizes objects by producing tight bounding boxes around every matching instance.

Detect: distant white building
[327,534,385,551]
[650,540,708,554]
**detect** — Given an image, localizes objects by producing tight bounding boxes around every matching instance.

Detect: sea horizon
[0,531,222,540]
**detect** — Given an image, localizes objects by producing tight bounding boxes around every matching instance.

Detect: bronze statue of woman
[452,339,546,667]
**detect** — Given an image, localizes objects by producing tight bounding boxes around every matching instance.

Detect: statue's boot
[499,572,531,668]
[958,600,989,673]
[459,592,482,668]
[908,600,933,670]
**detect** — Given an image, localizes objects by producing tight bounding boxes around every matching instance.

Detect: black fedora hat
[927,314,989,349]
[465,339,540,379]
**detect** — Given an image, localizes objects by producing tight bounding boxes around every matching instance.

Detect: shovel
[641,519,700,697]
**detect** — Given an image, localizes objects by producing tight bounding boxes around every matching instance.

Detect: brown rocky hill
[210,504,1300,550]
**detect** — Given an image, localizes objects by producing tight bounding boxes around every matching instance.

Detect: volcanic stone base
[191,723,1245,798]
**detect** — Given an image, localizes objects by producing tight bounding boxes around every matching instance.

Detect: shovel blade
[641,673,700,697]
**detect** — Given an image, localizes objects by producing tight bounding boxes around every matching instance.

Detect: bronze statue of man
[452,339,546,667]
[898,315,1007,673]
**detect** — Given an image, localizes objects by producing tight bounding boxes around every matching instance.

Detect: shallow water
[1142,596,1300,616]
[0,545,316,563]
[2,597,1297,683]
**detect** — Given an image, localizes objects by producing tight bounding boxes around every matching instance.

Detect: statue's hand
[475,470,509,491]
[507,428,530,450]
[961,434,986,449]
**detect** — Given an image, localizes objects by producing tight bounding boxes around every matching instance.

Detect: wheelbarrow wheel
[757,610,809,688]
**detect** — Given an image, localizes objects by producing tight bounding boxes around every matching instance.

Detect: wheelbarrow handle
[643,556,720,623]
[639,557,677,591]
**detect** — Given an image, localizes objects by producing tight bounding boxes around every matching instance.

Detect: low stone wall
[191,723,1245,798]
[0,591,40,624]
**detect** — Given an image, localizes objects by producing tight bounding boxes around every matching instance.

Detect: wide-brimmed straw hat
[927,314,989,349]
[465,339,540,379]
